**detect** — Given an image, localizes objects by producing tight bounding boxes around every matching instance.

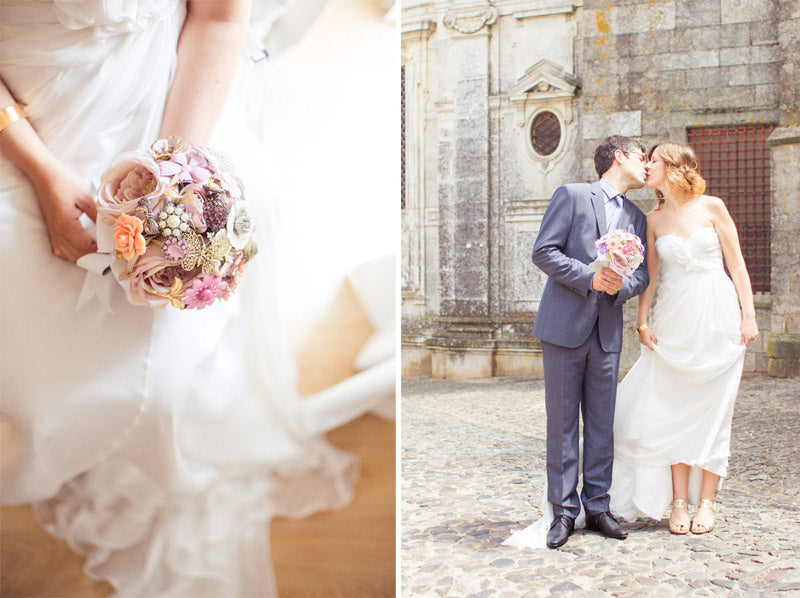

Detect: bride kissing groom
[514,134,757,550]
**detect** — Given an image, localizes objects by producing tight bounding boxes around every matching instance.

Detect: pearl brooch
[158,202,189,237]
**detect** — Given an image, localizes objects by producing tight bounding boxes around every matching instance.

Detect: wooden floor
[0,280,396,597]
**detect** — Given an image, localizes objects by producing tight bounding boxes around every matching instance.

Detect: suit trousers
[541,320,620,518]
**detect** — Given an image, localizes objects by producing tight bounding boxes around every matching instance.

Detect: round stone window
[530,111,561,156]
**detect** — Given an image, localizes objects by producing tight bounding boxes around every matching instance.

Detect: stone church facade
[401,0,799,378]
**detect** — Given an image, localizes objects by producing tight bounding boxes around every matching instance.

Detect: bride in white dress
[0,0,391,595]
[610,142,758,535]
[505,142,757,549]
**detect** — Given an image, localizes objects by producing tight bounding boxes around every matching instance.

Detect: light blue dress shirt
[600,178,624,231]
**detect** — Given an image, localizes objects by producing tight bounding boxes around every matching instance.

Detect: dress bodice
[0,0,186,182]
[655,227,724,276]
[51,0,182,36]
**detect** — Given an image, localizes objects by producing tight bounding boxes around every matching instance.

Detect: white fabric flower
[226,203,254,250]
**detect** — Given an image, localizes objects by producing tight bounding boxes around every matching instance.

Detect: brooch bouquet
[95,136,257,309]
[589,228,644,276]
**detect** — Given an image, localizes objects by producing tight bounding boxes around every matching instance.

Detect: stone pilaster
[437,30,491,318]
[423,6,497,378]
[766,0,800,377]
[766,126,800,375]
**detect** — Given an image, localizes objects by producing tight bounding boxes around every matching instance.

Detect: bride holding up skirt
[610,142,757,535]
[0,0,391,594]
[609,228,746,521]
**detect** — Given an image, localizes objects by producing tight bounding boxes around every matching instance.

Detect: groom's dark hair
[594,135,646,177]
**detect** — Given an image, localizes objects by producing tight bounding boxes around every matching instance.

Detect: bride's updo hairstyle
[649,142,706,208]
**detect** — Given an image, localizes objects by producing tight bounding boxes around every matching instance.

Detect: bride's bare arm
[0,79,97,262]
[159,0,252,146]
[707,196,758,346]
[636,212,659,350]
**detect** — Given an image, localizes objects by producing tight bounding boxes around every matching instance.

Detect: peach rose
[113,214,147,261]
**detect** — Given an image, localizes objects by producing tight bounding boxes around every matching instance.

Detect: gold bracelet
[0,103,28,133]
[637,323,649,332]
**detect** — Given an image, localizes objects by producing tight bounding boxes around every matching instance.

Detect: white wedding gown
[505,226,745,549]
[609,226,745,519]
[0,1,391,595]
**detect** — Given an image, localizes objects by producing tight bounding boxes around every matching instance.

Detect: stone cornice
[401,0,583,30]
[767,126,800,147]
[511,1,580,20]
[401,18,438,38]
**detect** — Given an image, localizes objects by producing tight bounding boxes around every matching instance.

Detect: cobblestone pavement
[401,376,800,597]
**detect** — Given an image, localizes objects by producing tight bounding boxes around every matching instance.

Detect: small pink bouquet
[93,136,257,309]
[589,228,644,276]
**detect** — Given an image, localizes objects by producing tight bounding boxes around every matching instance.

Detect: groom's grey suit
[532,181,648,519]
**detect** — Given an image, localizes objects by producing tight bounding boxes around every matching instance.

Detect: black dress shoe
[546,514,575,548]
[586,511,628,540]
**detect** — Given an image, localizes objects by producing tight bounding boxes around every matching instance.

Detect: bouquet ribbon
[76,217,116,313]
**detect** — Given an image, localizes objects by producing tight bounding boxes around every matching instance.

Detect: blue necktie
[606,194,623,231]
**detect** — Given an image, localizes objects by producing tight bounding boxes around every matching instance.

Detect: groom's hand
[592,268,623,294]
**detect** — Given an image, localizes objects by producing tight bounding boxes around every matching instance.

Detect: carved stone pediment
[505,59,580,171]
[507,59,579,103]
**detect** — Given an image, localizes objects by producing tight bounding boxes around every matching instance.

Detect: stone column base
[494,340,544,377]
[401,343,433,377]
[428,339,495,379]
[767,333,800,378]
[401,316,543,379]
[401,338,543,378]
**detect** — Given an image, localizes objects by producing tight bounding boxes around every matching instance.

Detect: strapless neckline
[656,227,717,244]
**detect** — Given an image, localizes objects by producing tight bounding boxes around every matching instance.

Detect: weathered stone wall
[402,0,582,377]
[402,0,798,378]
[578,0,783,374]
[578,0,779,163]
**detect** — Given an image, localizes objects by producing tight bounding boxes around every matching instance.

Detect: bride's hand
[1,81,95,262]
[740,317,758,347]
[638,327,658,351]
[31,163,97,262]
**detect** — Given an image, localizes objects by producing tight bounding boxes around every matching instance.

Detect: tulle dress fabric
[504,226,745,549]
[0,1,386,595]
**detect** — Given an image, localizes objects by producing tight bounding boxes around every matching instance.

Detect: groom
[532,135,649,548]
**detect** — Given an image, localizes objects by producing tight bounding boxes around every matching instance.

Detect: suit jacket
[531,181,649,353]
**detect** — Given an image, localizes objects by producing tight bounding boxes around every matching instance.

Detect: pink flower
[219,170,243,201]
[118,167,155,201]
[178,184,208,232]
[118,245,179,307]
[182,275,227,309]
[113,214,147,261]
[160,151,212,185]
[610,252,631,274]
[98,153,167,222]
